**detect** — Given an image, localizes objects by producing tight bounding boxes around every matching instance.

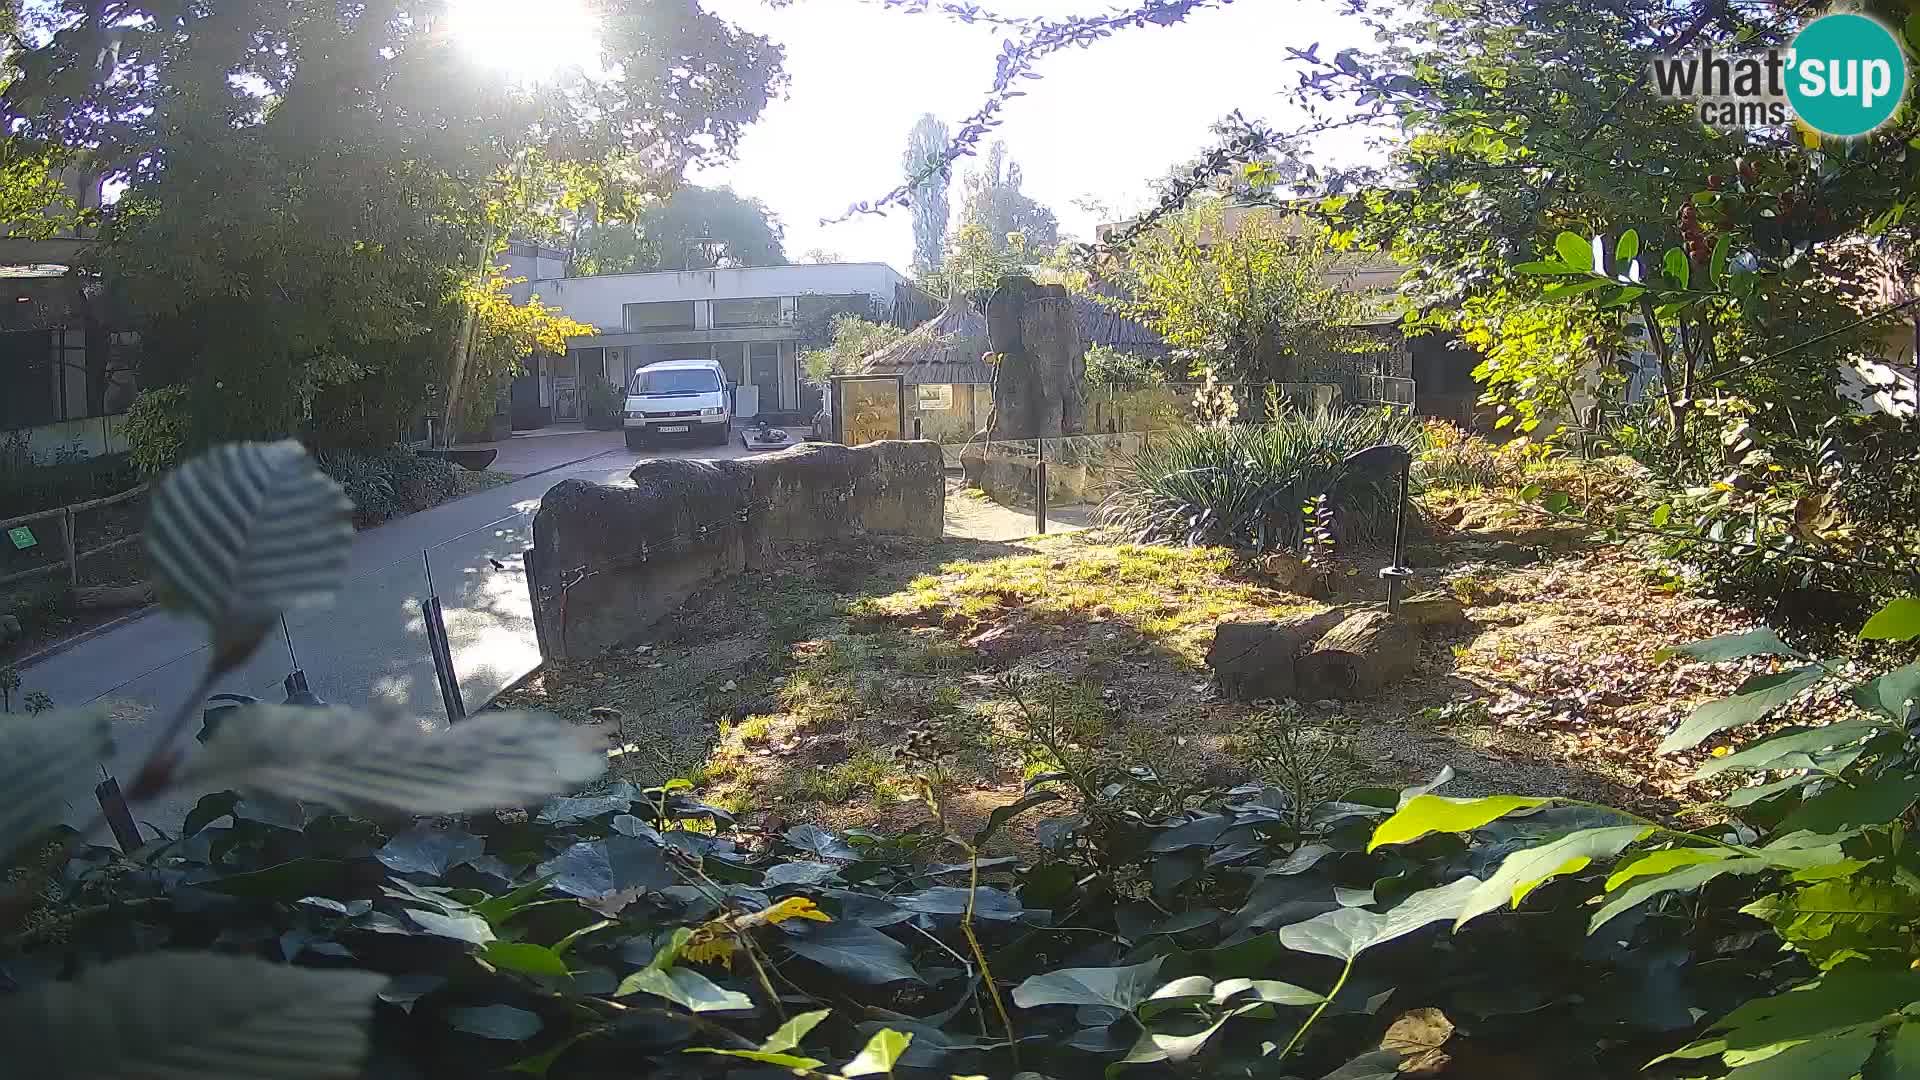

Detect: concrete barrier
[529,440,944,658]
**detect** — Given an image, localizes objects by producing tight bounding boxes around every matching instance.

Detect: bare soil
[497,500,1832,843]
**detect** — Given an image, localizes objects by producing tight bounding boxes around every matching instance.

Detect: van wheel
[624,430,647,451]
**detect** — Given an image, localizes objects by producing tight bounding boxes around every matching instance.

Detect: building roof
[859,289,993,384]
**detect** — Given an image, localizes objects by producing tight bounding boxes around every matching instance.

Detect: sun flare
[445,0,603,84]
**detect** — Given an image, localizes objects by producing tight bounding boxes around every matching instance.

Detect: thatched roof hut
[857,288,992,385]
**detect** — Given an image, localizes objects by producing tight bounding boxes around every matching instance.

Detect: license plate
[657,425,688,433]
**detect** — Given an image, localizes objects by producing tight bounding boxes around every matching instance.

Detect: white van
[623,359,733,450]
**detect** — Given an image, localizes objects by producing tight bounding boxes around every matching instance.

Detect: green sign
[7,526,34,550]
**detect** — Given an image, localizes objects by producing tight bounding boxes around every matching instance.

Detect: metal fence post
[63,507,78,585]
[420,552,466,723]
[1035,439,1049,536]
[95,775,142,853]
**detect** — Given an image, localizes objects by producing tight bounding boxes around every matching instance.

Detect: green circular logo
[1787,13,1908,137]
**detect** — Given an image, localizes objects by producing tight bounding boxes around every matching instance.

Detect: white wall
[526,263,907,331]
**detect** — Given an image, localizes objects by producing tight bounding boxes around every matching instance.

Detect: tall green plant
[1094,407,1422,550]
[1367,596,1920,1076]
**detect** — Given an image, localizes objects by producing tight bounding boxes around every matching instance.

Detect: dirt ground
[497,494,1833,844]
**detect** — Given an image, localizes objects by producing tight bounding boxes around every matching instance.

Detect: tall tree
[958,141,1059,255]
[903,114,951,277]
[574,186,788,274]
[2,0,785,447]
[1103,202,1384,384]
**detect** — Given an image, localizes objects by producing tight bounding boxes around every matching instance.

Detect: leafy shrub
[1094,407,1423,550]
[1362,599,1920,1078]
[123,385,193,476]
[1645,411,1920,641]
[0,430,138,513]
[1084,343,1166,391]
[581,377,624,430]
[1414,418,1528,491]
[314,447,458,526]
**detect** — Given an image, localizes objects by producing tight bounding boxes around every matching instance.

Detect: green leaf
[406,908,496,945]
[176,706,607,818]
[1723,1032,1875,1080]
[1651,503,1672,527]
[1121,1016,1230,1066]
[1742,880,1919,963]
[0,951,383,1079]
[1455,825,1649,927]
[182,791,240,837]
[685,1048,827,1070]
[1711,234,1731,286]
[1779,776,1919,835]
[1011,957,1166,1011]
[760,1009,831,1054]
[483,942,570,978]
[784,923,923,985]
[1692,720,1880,779]
[842,1028,912,1077]
[1710,967,1920,1048]
[1663,247,1690,290]
[1854,663,1920,722]
[1655,628,1801,662]
[1322,1050,1404,1080]
[145,441,354,670]
[1278,876,1482,962]
[1209,978,1323,1006]
[1541,278,1612,300]
[471,877,556,926]
[1554,231,1593,271]
[1139,975,1216,1018]
[1616,229,1640,263]
[446,1004,543,1041]
[1869,1018,1920,1079]
[1513,260,1580,275]
[1589,857,1768,932]
[1864,598,1920,641]
[376,826,485,877]
[0,709,111,860]
[972,789,1063,847]
[1908,13,1920,49]
[616,967,753,1013]
[204,858,346,900]
[1657,665,1827,754]
[1368,794,1548,851]
[1542,491,1572,513]
[1605,847,1731,890]
[552,919,614,957]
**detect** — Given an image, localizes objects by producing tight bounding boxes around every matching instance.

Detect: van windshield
[631,368,721,396]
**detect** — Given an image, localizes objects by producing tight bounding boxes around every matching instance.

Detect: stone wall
[528,440,944,659]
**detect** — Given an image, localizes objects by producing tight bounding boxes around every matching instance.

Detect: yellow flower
[755,897,832,927]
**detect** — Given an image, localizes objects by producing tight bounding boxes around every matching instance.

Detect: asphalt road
[26,433,756,833]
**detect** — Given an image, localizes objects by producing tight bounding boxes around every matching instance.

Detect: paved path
[26,433,756,832]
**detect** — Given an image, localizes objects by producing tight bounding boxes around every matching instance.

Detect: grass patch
[860,536,1316,662]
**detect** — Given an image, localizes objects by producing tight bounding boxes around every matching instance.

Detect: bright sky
[690,0,1381,269]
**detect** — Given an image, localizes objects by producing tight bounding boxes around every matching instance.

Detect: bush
[1094,407,1423,550]
[122,386,192,476]
[581,377,624,430]
[1414,418,1528,491]
[314,447,458,526]
[1084,343,1165,391]
[0,430,138,513]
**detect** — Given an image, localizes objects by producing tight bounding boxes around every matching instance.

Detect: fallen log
[1206,610,1348,701]
[72,583,156,610]
[1294,610,1421,700]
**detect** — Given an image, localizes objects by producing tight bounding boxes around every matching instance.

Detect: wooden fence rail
[0,484,148,590]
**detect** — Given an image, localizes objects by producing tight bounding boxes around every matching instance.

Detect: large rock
[985,275,1086,441]
[529,441,943,658]
[1205,610,1348,701]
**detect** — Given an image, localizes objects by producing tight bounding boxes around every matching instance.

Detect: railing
[0,484,148,589]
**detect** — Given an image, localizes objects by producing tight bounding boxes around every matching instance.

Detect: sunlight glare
[446,0,602,84]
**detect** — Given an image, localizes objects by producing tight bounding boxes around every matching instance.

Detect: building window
[795,294,872,323]
[711,297,782,328]
[624,301,696,332]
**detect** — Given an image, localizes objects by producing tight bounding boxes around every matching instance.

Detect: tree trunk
[1294,610,1421,700]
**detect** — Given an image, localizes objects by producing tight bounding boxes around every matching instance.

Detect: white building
[507,256,931,427]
